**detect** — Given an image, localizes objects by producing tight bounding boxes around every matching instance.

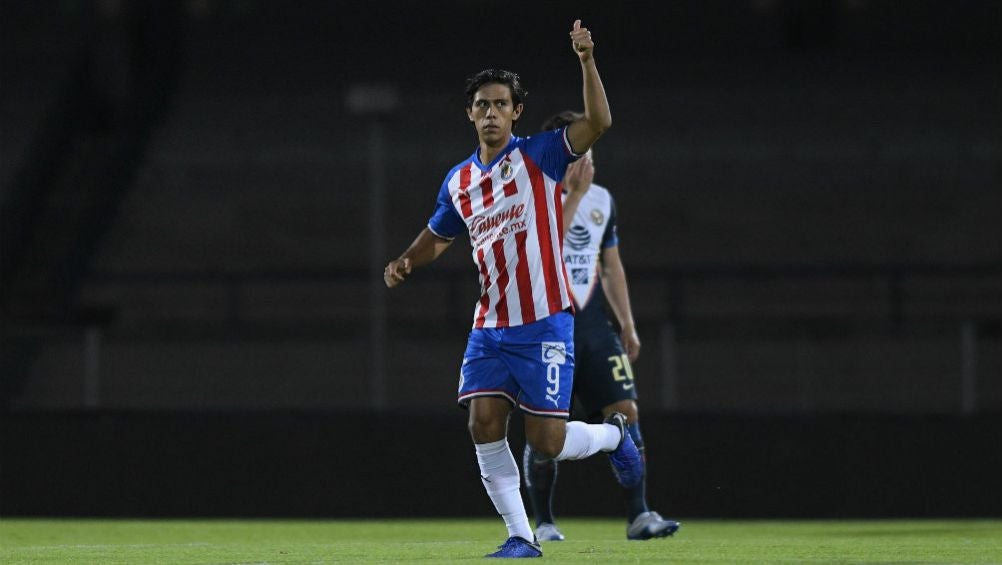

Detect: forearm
[385,227,453,288]
[580,59,612,135]
[601,254,636,331]
[397,228,451,268]
[565,60,611,153]
[565,20,611,153]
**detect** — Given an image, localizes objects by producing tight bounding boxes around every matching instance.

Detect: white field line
[16,542,212,550]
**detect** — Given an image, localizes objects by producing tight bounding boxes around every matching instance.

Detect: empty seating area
[4,1,1000,413]
[0,5,82,192]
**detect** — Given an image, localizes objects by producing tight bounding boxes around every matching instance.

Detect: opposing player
[523,111,681,542]
[384,21,643,559]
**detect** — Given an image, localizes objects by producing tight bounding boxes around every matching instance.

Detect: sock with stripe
[475,439,534,541]
[555,420,620,460]
[523,444,557,526]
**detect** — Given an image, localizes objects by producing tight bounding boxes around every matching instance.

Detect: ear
[466,106,474,122]
[512,103,524,122]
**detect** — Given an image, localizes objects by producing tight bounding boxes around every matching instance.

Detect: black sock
[625,422,650,522]
[523,444,558,525]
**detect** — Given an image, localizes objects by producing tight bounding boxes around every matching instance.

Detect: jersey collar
[472,135,518,171]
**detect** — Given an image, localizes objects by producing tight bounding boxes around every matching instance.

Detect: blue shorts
[457,311,574,418]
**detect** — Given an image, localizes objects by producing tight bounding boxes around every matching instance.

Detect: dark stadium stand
[3,0,1002,522]
[3,0,1000,414]
[0,5,81,193]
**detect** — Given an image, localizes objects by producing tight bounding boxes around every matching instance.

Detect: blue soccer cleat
[604,412,643,488]
[484,536,542,558]
[627,511,681,540]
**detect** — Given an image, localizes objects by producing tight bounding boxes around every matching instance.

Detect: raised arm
[599,245,641,362]
[384,228,453,288]
[565,19,612,155]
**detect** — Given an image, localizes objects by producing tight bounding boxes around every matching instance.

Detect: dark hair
[541,110,583,131]
[464,69,528,110]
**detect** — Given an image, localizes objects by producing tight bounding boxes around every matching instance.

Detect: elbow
[593,114,612,135]
[582,111,611,137]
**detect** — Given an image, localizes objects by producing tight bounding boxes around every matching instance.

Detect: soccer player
[384,21,643,559]
[523,111,681,542]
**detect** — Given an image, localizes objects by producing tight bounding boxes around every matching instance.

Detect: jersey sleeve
[523,126,582,182]
[427,178,465,240]
[602,195,619,249]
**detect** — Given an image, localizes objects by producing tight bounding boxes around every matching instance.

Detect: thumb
[402,258,412,273]
[573,19,581,31]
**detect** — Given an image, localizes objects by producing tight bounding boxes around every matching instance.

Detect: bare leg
[468,396,512,443]
[602,399,639,423]
[523,414,567,458]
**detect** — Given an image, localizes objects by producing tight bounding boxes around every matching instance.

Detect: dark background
[1,0,1000,518]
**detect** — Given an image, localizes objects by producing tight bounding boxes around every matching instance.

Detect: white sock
[475,439,534,542]
[555,421,621,461]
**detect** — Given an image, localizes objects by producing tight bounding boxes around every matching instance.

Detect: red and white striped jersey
[428,128,581,328]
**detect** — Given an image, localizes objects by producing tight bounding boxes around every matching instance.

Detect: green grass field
[1,518,999,564]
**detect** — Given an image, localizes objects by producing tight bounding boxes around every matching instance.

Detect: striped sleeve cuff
[427,224,456,241]
[562,126,584,158]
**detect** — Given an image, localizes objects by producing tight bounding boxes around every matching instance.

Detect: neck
[478,136,509,164]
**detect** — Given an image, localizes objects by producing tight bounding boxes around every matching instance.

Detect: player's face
[467,83,523,145]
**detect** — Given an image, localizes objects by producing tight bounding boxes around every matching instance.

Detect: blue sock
[523,444,557,525]
[625,422,650,521]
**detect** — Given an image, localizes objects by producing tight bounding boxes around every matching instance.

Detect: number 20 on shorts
[608,354,635,390]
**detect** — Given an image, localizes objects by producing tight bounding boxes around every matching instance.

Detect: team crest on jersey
[590,209,605,225]
[499,161,514,182]
[541,342,567,364]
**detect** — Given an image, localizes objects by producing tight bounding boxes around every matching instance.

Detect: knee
[467,398,511,443]
[468,413,506,443]
[530,440,562,460]
[524,415,568,459]
[527,430,565,459]
[527,445,556,468]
